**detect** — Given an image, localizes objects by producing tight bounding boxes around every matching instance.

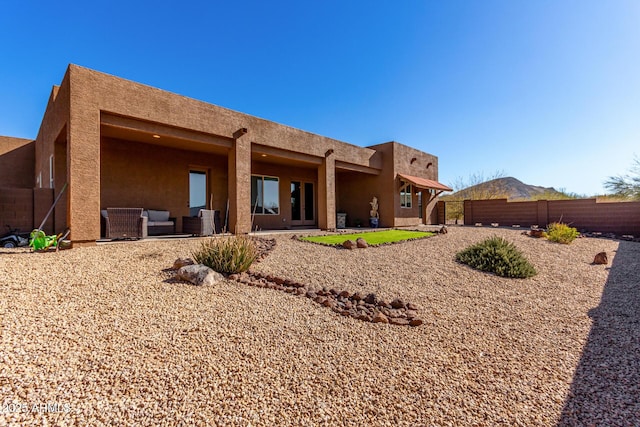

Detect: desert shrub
[455,236,537,278]
[192,236,257,274]
[546,222,579,244]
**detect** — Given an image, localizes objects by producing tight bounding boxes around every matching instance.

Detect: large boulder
[176,264,225,286]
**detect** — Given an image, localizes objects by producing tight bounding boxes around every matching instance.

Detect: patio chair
[104,208,146,239]
[182,209,221,236]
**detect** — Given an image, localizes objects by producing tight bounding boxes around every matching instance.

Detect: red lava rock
[390,298,405,309]
[387,309,403,318]
[377,300,391,309]
[409,319,423,327]
[339,290,351,298]
[390,318,410,326]
[273,277,285,285]
[372,312,389,324]
[306,291,317,299]
[356,237,368,248]
[342,240,357,249]
[329,288,338,295]
[322,299,335,308]
[172,257,195,270]
[593,252,608,265]
[295,288,305,295]
[530,229,545,238]
[314,296,326,305]
[406,302,419,311]
[228,274,239,281]
[364,293,377,305]
[405,310,418,319]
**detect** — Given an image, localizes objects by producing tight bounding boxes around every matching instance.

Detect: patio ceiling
[100,113,232,156]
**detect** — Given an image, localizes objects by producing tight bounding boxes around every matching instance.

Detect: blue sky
[1,1,638,195]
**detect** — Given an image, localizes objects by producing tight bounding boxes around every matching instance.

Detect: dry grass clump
[192,235,257,274]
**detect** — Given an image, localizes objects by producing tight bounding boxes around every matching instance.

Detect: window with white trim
[49,155,54,188]
[400,182,412,208]
[251,175,279,215]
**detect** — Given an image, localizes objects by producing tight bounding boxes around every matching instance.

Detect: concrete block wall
[463,198,640,235]
[0,188,54,234]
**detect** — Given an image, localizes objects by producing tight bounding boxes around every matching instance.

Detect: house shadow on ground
[558,241,640,426]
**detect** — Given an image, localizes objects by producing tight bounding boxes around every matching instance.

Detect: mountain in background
[443,177,565,200]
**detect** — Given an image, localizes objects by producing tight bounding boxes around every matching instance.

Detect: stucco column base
[318,153,336,230]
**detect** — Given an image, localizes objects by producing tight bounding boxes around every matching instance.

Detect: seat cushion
[148,210,170,222]
[148,220,174,227]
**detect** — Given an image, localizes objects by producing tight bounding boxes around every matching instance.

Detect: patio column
[68,105,101,246]
[228,133,251,234]
[421,190,429,224]
[318,151,336,230]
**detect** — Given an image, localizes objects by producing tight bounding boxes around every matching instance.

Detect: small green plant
[192,236,258,274]
[546,222,579,244]
[455,236,537,278]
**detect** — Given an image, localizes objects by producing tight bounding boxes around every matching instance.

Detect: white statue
[369,197,379,218]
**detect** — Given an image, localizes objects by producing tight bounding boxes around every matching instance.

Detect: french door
[189,170,207,217]
[291,181,315,226]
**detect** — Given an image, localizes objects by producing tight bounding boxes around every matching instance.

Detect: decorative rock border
[522,229,639,243]
[580,231,639,243]
[229,271,424,327]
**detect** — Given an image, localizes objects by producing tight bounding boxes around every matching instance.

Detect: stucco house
[0,65,451,246]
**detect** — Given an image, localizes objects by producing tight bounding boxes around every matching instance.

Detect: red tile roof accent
[397,173,453,192]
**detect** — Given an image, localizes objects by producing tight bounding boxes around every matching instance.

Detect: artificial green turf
[300,229,434,245]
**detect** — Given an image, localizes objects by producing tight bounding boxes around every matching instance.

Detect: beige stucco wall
[32,64,444,242]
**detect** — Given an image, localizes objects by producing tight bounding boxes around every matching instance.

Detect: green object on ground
[29,229,59,251]
[455,236,537,278]
[546,222,580,244]
[301,230,434,245]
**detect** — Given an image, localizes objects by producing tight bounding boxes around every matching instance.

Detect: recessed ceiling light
[152,134,160,139]
[261,154,267,157]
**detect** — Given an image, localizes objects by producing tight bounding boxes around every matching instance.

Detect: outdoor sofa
[101,208,176,239]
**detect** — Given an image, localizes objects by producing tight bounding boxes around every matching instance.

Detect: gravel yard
[1,227,638,426]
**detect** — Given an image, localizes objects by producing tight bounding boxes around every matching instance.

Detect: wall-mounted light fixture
[410,157,417,164]
[325,149,334,157]
[426,162,433,169]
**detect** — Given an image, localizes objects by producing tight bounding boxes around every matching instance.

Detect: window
[189,170,207,217]
[400,182,412,208]
[49,155,54,188]
[251,175,279,215]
